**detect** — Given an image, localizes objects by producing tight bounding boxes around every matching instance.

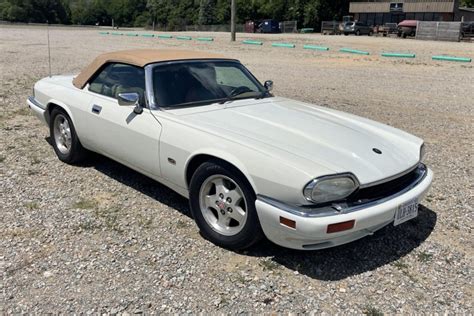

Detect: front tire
[50,108,87,164]
[189,160,263,250]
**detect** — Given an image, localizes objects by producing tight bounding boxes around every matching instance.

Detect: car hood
[169,97,422,185]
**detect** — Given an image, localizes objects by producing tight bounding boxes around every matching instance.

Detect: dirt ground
[1,25,473,313]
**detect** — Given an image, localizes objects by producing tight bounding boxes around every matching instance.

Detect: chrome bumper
[27,96,47,125]
[259,163,428,218]
[255,165,433,250]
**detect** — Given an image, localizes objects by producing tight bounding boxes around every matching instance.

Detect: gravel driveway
[1,26,473,314]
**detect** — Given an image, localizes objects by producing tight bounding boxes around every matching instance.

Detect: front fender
[185,148,258,193]
[45,98,76,126]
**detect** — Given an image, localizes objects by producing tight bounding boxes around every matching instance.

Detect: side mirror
[118,92,139,106]
[264,80,273,92]
[118,92,143,114]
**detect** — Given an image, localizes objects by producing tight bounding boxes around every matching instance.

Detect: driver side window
[88,63,146,103]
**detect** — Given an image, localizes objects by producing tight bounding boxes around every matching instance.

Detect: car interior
[89,63,146,104]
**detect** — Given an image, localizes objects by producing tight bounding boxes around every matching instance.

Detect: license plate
[394,198,418,226]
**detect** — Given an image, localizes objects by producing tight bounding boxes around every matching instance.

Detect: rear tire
[356,30,361,36]
[50,107,87,164]
[189,160,263,250]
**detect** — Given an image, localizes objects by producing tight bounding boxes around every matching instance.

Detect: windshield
[151,61,268,108]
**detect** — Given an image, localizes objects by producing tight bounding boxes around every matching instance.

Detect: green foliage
[198,0,216,25]
[0,0,70,23]
[134,11,151,27]
[460,0,474,7]
[363,305,384,316]
[0,0,355,29]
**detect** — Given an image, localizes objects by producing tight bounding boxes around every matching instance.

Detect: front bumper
[255,165,433,250]
[27,96,47,125]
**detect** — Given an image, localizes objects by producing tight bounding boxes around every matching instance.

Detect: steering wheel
[229,86,253,97]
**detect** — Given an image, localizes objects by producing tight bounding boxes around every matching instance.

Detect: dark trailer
[258,19,280,33]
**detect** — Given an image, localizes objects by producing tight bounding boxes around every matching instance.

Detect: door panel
[84,93,162,177]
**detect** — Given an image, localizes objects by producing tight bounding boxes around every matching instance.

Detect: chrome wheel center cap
[217,201,225,210]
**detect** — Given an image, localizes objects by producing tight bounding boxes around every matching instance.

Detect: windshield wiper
[219,91,267,104]
[256,91,271,99]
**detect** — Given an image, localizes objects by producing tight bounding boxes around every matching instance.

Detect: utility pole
[230,0,236,41]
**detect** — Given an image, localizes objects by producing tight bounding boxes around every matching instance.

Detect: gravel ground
[1,26,473,314]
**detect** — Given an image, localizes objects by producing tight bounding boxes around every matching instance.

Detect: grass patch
[0,155,5,163]
[392,260,409,270]
[78,219,101,231]
[417,251,433,263]
[31,156,41,164]
[363,305,384,316]
[232,274,246,283]
[176,219,188,229]
[406,272,418,283]
[137,215,153,229]
[25,201,39,210]
[95,207,123,233]
[6,246,54,276]
[27,169,39,176]
[73,198,96,210]
[73,200,124,233]
[259,259,280,271]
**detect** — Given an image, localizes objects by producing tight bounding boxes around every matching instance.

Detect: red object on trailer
[397,20,418,38]
[398,20,418,27]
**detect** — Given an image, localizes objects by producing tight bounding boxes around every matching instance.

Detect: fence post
[436,22,439,41]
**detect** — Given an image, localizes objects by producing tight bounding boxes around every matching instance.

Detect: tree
[69,0,110,25]
[0,0,354,29]
[0,0,70,23]
[108,0,146,27]
[198,0,215,25]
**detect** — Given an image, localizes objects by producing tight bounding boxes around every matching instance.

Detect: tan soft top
[72,49,229,89]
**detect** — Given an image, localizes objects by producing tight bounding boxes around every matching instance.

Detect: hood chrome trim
[359,162,421,189]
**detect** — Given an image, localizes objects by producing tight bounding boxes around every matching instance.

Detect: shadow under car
[52,143,436,281]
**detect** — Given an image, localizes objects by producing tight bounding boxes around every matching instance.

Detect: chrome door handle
[92,104,102,114]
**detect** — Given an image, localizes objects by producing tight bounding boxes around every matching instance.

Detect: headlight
[304,174,359,204]
[420,143,426,161]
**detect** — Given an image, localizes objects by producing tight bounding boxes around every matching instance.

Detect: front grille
[346,164,424,205]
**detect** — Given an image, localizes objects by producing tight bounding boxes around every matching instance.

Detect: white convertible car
[28,49,433,250]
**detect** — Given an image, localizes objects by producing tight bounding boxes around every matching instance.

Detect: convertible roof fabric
[72,49,230,89]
